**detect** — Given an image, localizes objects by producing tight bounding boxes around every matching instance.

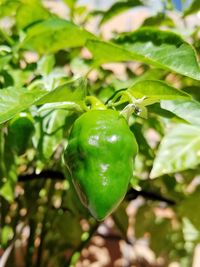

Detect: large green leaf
[0,86,47,125]
[150,124,200,178]
[16,1,50,30]
[161,99,200,126]
[0,78,86,125]
[86,28,200,80]
[128,80,190,104]
[99,0,143,25]
[21,17,96,53]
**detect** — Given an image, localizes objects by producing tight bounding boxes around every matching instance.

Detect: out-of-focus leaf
[0,46,12,69]
[99,0,143,25]
[135,205,155,238]
[182,217,199,242]
[161,99,200,126]
[37,54,55,76]
[6,69,32,87]
[179,189,200,230]
[50,211,82,247]
[149,219,172,256]
[112,203,129,238]
[21,18,96,53]
[86,28,200,80]
[182,86,200,102]
[63,0,77,9]
[142,13,175,27]
[16,1,50,30]
[1,225,14,247]
[150,124,200,178]
[0,181,14,202]
[183,0,200,17]
[0,0,20,17]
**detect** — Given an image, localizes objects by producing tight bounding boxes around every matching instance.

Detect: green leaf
[183,0,200,17]
[161,99,200,126]
[0,86,47,125]
[1,225,14,247]
[36,77,87,105]
[142,13,175,27]
[99,0,143,25]
[21,18,96,53]
[182,217,199,242]
[135,205,155,238]
[182,86,200,102]
[128,80,191,105]
[37,54,55,75]
[86,28,200,80]
[0,55,12,70]
[0,0,20,18]
[0,78,86,125]
[16,1,50,30]
[112,203,129,239]
[0,181,14,202]
[150,124,200,178]
[86,39,133,65]
[63,0,77,9]
[148,103,181,119]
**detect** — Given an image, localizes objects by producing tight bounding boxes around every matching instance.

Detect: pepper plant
[0,0,200,266]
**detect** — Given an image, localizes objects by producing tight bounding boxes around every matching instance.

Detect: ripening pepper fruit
[64,109,138,221]
[7,113,35,155]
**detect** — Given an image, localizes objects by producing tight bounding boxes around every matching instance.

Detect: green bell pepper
[64,109,138,220]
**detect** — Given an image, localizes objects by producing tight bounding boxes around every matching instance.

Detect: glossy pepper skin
[64,109,138,221]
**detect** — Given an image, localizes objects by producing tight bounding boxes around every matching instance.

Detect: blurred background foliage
[0,0,200,266]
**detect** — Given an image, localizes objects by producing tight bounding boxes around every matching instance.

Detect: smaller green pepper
[7,113,35,155]
[64,109,138,220]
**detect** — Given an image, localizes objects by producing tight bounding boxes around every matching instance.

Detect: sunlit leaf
[128,80,191,105]
[16,1,50,29]
[21,18,96,53]
[161,99,200,126]
[150,124,200,178]
[0,86,47,125]
[86,28,200,80]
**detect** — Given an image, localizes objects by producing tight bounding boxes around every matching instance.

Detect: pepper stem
[84,96,107,110]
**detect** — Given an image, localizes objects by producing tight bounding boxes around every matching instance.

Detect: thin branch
[18,170,176,205]
[18,170,65,182]
[126,188,176,205]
